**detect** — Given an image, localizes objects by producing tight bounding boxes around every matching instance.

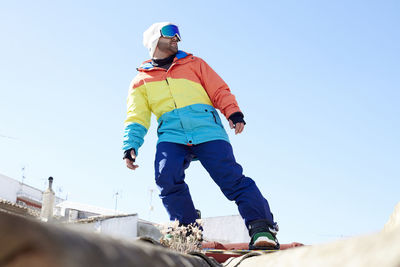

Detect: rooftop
[0,198,39,217]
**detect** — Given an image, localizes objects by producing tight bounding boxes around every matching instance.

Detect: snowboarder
[123,22,279,249]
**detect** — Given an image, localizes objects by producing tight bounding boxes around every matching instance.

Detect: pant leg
[193,140,275,228]
[154,142,198,225]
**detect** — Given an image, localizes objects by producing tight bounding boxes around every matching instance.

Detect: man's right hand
[124,149,139,170]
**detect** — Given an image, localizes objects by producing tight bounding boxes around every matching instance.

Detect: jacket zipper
[157,120,163,134]
[211,111,218,123]
[165,77,184,129]
[165,60,182,109]
[165,78,177,108]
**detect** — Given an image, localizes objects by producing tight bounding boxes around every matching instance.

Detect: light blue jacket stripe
[156,104,229,145]
[123,104,230,154]
[123,123,148,155]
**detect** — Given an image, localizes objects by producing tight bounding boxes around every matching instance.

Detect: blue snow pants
[154,140,275,228]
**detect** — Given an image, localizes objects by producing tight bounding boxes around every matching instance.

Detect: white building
[57,202,163,241]
[55,200,123,221]
[3,173,251,243]
[0,173,64,212]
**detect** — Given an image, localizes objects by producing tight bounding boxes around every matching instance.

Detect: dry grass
[159,220,203,254]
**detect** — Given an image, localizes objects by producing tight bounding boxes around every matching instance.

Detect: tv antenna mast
[113,190,122,212]
[148,188,155,221]
[21,166,26,184]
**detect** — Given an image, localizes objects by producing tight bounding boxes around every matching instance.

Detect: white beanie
[143,22,176,58]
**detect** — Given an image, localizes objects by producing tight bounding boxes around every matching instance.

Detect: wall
[202,215,250,243]
[0,173,21,202]
[69,215,139,241]
[0,173,64,209]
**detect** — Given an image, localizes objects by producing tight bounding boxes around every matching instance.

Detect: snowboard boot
[248,219,280,250]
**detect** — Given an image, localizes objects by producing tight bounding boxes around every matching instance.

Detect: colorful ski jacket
[123,50,241,154]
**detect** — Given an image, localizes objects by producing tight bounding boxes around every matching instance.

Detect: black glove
[228,112,246,125]
[123,148,135,162]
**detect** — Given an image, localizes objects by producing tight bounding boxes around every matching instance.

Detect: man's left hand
[229,120,245,135]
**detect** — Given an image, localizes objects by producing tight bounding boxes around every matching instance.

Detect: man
[123,22,279,249]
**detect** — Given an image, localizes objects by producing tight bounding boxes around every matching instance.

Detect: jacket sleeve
[198,58,241,119]
[123,77,151,155]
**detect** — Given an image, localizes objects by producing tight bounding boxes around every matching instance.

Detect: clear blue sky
[1,0,399,245]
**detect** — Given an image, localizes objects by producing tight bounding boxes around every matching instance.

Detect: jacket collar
[137,50,192,71]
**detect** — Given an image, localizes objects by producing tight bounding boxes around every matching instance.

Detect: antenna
[17,166,26,196]
[21,166,26,184]
[56,187,63,198]
[148,188,154,221]
[113,190,122,212]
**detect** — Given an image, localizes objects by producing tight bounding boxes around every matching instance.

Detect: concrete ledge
[225,226,400,267]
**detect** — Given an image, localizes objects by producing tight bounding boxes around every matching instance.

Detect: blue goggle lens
[160,25,181,41]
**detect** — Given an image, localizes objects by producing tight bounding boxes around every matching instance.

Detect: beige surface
[383,202,400,232]
[225,203,400,267]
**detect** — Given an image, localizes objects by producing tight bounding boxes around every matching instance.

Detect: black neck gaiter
[152,53,177,70]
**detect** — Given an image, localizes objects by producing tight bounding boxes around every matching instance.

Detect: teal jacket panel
[157,104,229,146]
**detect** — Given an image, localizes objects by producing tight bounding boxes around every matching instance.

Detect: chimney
[40,177,55,221]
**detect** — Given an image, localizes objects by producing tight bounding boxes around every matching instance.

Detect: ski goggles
[160,24,181,41]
